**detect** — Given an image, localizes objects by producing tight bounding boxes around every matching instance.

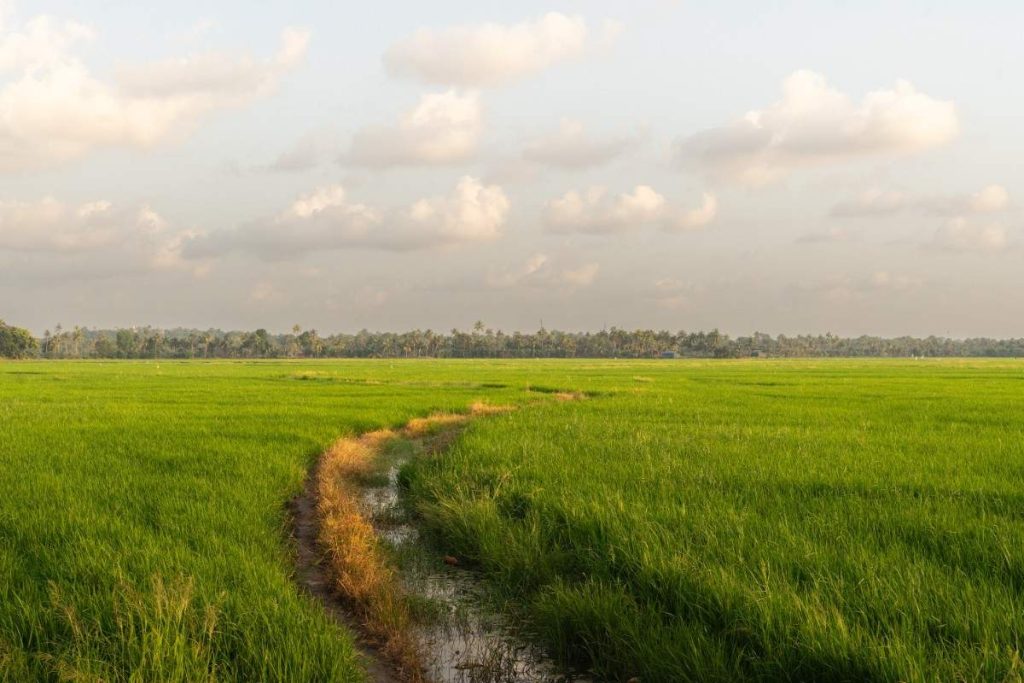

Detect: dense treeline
[0,320,39,358]
[2,320,1024,358]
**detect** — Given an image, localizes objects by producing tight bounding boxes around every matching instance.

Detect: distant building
[751,350,767,358]
[660,351,678,359]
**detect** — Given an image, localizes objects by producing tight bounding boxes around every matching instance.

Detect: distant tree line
[2,319,1024,359]
[0,320,39,358]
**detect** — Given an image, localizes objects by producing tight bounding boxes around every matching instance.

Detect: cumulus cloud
[666,192,718,231]
[969,185,1010,213]
[0,196,202,272]
[522,119,635,168]
[827,183,1014,252]
[407,175,509,242]
[0,15,94,71]
[0,12,308,172]
[346,90,482,167]
[932,217,1010,252]
[485,253,549,288]
[545,185,716,234]
[831,184,1010,217]
[546,185,664,234]
[383,13,618,87]
[486,253,599,290]
[114,27,308,98]
[187,176,508,259]
[675,70,958,185]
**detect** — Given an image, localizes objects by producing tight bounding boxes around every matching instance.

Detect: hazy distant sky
[1,0,1021,336]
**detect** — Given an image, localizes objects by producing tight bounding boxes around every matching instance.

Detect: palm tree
[52,323,64,358]
[72,326,84,358]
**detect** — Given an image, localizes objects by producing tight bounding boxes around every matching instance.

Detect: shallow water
[359,449,589,683]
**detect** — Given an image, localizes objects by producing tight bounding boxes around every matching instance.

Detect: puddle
[359,439,590,683]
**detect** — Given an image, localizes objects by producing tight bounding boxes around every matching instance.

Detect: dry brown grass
[468,401,516,415]
[316,429,423,681]
[402,414,467,439]
[314,401,520,681]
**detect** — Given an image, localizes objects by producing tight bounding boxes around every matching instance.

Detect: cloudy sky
[1,0,1021,336]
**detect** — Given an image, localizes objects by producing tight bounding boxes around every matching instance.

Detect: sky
[0,0,1022,337]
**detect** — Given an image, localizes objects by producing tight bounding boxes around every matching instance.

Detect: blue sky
[1,1,1021,336]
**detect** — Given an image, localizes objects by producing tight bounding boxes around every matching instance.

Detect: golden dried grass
[469,401,516,415]
[402,414,467,438]
[316,429,422,680]
[314,401,519,681]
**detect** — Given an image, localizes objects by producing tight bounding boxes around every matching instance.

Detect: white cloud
[486,253,598,290]
[407,175,509,242]
[114,27,308,98]
[522,118,634,168]
[545,185,716,234]
[546,185,665,234]
[187,176,508,259]
[970,185,1010,213]
[383,13,615,87]
[289,185,379,221]
[831,184,1010,217]
[667,192,717,231]
[828,183,1014,252]
[0,15,94,71]
[675,70,958,185]
[933,217,1010,252]
[486,253,550,288]
[346,90,482,167]
[0,196,202,272]
[0,12,308,172]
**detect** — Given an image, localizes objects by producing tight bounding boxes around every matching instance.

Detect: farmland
[2,359,1023,681]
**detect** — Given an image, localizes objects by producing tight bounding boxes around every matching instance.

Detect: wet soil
[289,414,590,683]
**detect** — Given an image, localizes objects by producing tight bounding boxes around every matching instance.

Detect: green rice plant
[405,359,1024,682]
[4,358,1024,681]
[0,360,538,681]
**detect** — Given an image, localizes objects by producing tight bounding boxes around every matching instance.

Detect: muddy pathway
[290,458,401,683]
[289,400,588,683]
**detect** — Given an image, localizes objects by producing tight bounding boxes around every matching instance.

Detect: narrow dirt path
[289,460,401,683]
[289,398,587,683]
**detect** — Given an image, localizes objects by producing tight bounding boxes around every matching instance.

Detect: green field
[2,360,1023,681]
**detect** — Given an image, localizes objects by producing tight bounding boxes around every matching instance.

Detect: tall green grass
[405,359,1024,681]
[5,359,1023,681]
[0,360,538,681]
